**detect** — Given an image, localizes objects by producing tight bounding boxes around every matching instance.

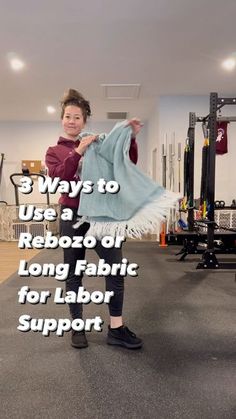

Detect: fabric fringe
[74,190,180,239]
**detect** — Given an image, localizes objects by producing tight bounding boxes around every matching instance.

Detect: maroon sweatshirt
[45,136,138,208]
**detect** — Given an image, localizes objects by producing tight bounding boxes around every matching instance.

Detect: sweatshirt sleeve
[45,147,82,180]
[129,138,138,165]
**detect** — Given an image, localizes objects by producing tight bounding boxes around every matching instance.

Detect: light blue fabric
[78,121,165,222]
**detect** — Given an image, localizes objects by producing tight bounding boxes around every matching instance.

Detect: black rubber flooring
[0,243,236,419]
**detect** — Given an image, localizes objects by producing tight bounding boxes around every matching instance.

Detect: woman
[46,89,143,349]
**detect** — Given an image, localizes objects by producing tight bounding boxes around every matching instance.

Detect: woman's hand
[75,135,98,155]
[126,118,143,137]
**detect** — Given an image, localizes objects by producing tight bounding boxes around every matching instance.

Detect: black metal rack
[187,112,195,231]
[175,93,236,269]
[197,93,236,268]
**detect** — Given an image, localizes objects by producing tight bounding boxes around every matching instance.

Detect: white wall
[0,120,147,205]
[158,95,208,197]
[146,98,160,179]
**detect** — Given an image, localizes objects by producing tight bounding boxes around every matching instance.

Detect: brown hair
[60,89,91,121]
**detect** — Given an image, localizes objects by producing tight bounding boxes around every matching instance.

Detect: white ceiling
[1,0,236,121]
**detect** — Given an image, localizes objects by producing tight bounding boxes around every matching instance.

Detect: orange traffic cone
[159,221,168,247]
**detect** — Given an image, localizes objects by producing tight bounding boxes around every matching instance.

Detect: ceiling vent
[107,112,128,120]
[101,84,140,99]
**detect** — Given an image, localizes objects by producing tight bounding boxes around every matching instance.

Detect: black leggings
[60,206,124,319]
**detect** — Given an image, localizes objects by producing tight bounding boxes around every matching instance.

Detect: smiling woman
[61,89,91,134]
[45,88,143,349]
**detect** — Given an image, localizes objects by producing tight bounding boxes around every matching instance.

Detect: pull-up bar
[196,115,236,123]
[217,116,236,122]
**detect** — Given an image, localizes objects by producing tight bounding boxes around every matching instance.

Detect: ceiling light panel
[222,58,236,71]
[7,53,25,71]
[47,106,56,114]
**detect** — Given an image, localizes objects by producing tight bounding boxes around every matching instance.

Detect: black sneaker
[71,330,88,349]
[107,325,142,349]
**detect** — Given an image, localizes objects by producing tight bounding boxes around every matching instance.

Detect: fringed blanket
[76,121,179,238]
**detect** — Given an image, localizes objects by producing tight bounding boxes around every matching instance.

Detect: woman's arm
[129,138,138,164]
[45,135,98,180]
[45,147,81,181]
[127,119,143,165]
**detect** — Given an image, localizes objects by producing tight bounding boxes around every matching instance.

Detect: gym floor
[1,242,235,419]
[0,242,40,283]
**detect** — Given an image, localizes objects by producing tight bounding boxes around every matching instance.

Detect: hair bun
[63,89,84,103]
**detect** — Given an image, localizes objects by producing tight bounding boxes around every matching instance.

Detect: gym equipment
[231,199,236,208]
[0,153,5,203]
[160,137,168,246]
[168,138,176,232]
[182,114,195,231]
[0,153,4,185]
[199,123,209,218]
[161,138,167,188]
[177,143,181,194]
[214,200,225,209]
[0,172,59,241]
[197,93,236,268]
[169,133,175,191]
[10,172,50,206]
[168,93,236,269]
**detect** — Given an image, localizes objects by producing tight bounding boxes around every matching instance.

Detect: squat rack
[184,92,236,269]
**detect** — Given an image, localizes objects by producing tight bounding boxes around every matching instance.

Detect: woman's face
[62,105,85,139]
